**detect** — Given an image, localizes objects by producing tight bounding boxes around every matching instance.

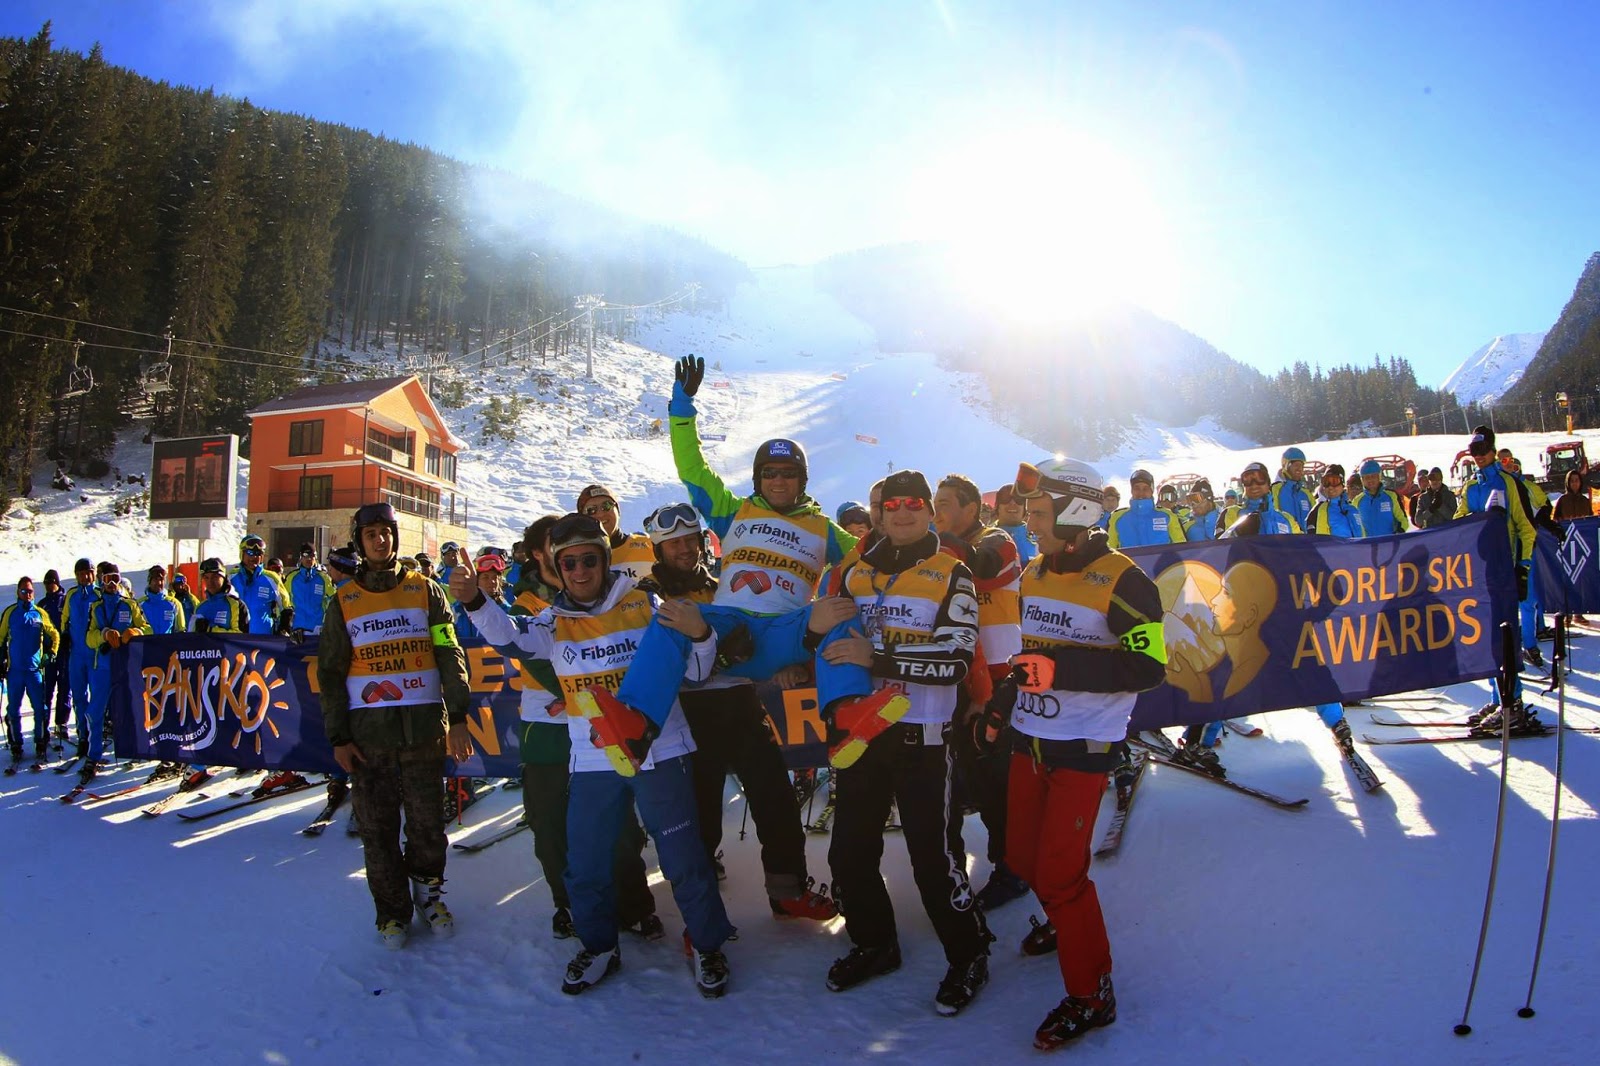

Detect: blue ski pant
[85,661,110,763]
[566,754,734,954]
[617,604,870,726]
[5,666,48,749]
[1520,555,1543,652]
[68,651,92,747]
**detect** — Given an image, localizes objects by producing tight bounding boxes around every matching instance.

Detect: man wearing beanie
[1413,468,1456,529]
[1106,469,1184,549]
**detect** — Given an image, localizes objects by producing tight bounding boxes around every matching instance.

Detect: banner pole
[1519,612,1568,1019]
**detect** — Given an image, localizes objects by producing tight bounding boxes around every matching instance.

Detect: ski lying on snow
[1129,731,1309,809]
[300,789,349,836]
[174,780,316,822]
[452,819,530,853]
[1224,718,1263,738]
[1341,746,1384,792]
[1358,727,1599,746]
[1094,751,1149,857]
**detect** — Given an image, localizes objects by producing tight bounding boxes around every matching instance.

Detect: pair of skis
[1128,730,1312,810]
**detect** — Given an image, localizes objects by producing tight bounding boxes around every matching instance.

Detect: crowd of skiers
[3,372,1575,1052]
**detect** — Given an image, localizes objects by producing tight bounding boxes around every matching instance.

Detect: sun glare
[907,124,1175,326]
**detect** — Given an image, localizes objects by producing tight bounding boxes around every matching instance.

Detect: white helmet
[1014,457,1105,532]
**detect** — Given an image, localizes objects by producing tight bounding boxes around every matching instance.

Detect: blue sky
[5,1,1596,386]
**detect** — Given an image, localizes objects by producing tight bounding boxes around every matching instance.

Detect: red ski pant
[1006,754,1111,997]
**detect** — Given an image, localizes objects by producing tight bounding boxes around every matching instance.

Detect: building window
[299,475,333,510]
[288,420,324,457]
[425,444,457,483]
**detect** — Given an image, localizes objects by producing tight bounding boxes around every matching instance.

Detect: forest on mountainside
[0,25,746,506]
[1497,253,1600,428]
[816,243,1479,457]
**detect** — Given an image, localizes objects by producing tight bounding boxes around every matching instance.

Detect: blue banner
[1534,516,1600,613]
[1122,512,1516,730]
[111,515,1516,767]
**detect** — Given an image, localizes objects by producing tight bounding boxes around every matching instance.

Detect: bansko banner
[111,633,829,775]
[1120,511,1516,731]
[112,514,1515,770]
[1534,516,1600,613]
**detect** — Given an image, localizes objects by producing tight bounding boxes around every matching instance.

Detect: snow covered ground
[2,266,1598,1064]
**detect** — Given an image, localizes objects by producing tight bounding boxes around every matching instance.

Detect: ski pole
[736,776,751,842]
[1519,612,1568,1019]
[1454,621,1518,1036]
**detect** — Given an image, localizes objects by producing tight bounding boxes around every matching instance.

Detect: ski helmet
[836,500,870,526]
[199,557,226,577]
[1013,457,1104,535]
[1359,459,1382,478]
[326,543,359,575]
[1282,446,1306,464]
[546,513,611,573]
[239,533,266,556]
[752,438,807,494]
[350,501,400,558]
[643,502,710,564]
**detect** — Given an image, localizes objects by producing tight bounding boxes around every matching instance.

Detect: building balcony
[265,487,468,526]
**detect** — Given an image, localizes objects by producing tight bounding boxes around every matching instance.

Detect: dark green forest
[1497,253,1600,428]
[0,25,746,505]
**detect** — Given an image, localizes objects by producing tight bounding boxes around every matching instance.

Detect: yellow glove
[104,630,124,650]
[121,627,141,644]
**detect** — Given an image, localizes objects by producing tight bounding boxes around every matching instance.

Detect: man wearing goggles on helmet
[1271,447,1315,528]
[317,501,474,951]
[992,458,1166,1051]
[231,534,293,636]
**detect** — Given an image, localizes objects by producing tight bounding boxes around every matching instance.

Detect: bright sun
[906,123,1176,326]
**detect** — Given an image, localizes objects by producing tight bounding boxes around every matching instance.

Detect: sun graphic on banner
[224,649,291,755]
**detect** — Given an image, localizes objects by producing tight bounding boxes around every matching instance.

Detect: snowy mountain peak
[1441,332,1546,407]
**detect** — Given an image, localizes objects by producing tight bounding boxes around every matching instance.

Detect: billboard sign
[149,434,238,521]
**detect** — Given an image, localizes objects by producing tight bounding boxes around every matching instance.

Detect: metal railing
[265,487,467,525]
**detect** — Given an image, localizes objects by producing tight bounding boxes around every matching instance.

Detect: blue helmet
[1282,446,1306,463]
[1359,459,1382,477]
[836,500,869,525]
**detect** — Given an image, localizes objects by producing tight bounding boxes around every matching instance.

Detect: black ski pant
[829,722,991,967]
[43,649,70,726]
[350,739,449,927]
[680,684,810,898]
[951,717,1011,866]
[520,761,655,922]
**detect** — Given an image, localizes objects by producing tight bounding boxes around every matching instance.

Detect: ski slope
[2,267,1599,1064]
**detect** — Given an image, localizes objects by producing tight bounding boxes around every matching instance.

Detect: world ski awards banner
[109,514,1517,771]
[1121,511,1517,731]
[109,633,831,776]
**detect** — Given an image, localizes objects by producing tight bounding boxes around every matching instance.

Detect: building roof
[246,376,416,417]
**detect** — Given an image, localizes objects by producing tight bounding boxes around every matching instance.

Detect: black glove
[289,628,309,644]
[715,622,754,671]
[974,666,1025,753]
[1516,564,1530,601]
[274,608,295,636]
[675,355,705,397]
[193,617,210,633]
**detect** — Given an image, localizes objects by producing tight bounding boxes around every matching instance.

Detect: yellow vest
[339,577,443,708]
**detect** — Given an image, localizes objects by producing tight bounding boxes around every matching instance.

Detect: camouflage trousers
[351,739,449,926]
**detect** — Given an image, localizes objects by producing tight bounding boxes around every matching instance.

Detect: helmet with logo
[546,513,611,572]
[350,501,399,559]
[1013,457,1104,536]
[752,438,808,495]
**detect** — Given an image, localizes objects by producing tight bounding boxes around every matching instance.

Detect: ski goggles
[881,496,927,512]
[99,570,122,585]
[356,502,399,529]
[559,552,604,573]
[474,555,507,574]
[644,502,700,542]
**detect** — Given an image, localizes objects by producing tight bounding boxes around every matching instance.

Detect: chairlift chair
[142,360,172,396]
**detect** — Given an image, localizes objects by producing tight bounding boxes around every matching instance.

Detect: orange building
[245,376,468,561]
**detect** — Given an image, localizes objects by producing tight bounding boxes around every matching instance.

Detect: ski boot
[77,761,97,785]
[1471,700,1544,738]
[934,954,990,1016]
[770,877,839,921]
[551,907,576,940]
[1021,914,1058,956]
[562,946,620,995]
[377,918,408,951]
[976,862,1030,912]
[1034,974,1117,1050]
[826,689,911,769]
[4,747,24,776]
[622,913,665,941]
[258,770,308,794]
[1523,646,1545,670]
[410,875,455,936]
[826,942,902,992]
[178,768,212,793]
[1170,737,1226,778]
[573,687,658,777]
[684,933,731,999]
[1330,718,1356,758]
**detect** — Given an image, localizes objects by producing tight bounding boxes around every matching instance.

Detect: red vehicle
[1540,440,1588,492]
[1452,449,1476,487]
[1362,454,1418,499]
[1300,460,1327,493]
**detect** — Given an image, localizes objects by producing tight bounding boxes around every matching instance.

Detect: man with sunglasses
[933,473,1028,912]
[1182,480,1220,542]
[1106,469,1185,550]
[821,469,992,1014]
[81,562,152,782]
[637,501,836,921]
[997,457,1166,1050]
[230,534,293,637]
[576,484,656,581]
[1270,447,1315,529]
[1413,467,1456,529]
[453,513,734,997]
[994,484,1037,564]
[288,542,335,640]
[2,577,60,772]
[1213,462,1303,539]
[590,356,893,763]
[319,501,475,950]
